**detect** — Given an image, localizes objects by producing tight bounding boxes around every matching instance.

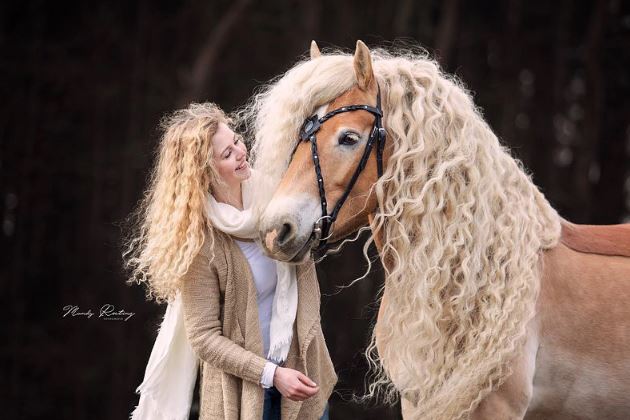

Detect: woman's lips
[236,160,248,171]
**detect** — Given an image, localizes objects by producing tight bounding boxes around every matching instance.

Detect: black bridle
[297,85,386,253]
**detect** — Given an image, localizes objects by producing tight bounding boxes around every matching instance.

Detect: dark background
[3,0,629,419]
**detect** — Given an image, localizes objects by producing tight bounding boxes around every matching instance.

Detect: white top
[235,239,279,388]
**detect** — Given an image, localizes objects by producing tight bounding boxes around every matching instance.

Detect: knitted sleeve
[180,240,267,385]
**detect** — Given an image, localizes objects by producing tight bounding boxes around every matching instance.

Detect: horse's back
[560,219,630,257]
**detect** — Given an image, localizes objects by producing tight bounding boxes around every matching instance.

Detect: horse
[247,40,630,419]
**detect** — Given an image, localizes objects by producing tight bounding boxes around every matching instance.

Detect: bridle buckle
[299,115,321,141]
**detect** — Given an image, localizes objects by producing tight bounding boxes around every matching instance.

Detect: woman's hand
[273,366,319,401]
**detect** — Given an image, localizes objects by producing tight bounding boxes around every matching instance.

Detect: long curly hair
[241,47,561,419]
[123,102,230,303]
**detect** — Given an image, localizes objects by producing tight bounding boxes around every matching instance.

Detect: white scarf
[131,171,298,420]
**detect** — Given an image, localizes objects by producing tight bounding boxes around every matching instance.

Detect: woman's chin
[236,166,251,181]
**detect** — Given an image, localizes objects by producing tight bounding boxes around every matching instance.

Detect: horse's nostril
[277,223,293,246]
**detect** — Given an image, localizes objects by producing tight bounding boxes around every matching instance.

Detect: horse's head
[259,41,387,262]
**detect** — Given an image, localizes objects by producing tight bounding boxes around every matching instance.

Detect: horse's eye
[338,132,359,146]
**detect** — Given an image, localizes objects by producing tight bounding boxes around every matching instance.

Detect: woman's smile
[236,159,249,171]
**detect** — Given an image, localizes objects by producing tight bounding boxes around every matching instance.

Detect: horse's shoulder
[560,219,630,258]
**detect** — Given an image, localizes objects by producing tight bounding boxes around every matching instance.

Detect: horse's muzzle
[259,217,313,263]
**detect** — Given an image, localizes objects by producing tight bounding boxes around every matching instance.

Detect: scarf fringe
[267,334,293,362]
[130,392,189,420]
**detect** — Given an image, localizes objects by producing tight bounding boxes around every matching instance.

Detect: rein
[297,85,386,253]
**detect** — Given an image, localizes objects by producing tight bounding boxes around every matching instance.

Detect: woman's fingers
[294,378,319,398]
[288,380,318,400]
[286,387,308,401]
[297,372,319,397]
[297,372,317,387]
[274,367,320,401]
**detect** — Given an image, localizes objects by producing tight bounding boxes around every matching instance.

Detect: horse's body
[371,221,630,419]
[253,41,630,419]
[468,223,630,419]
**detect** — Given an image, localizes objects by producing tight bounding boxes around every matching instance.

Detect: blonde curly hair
[123,102,230,303]
[241,47,561,419]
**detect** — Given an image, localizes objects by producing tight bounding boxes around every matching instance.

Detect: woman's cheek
[217,160,231,180]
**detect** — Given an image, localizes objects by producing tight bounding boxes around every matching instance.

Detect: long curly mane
[242,47,561,419]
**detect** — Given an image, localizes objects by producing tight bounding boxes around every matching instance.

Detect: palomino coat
[180,231,337,420]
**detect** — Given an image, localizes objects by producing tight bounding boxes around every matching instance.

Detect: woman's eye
[338,132,359,146]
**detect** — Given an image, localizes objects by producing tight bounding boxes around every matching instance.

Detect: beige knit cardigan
[180,231,337,420]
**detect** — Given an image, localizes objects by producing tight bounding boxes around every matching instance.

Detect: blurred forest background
[3,0,630,419]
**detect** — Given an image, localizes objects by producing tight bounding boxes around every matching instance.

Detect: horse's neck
[368,213,382,244]
[368,212,391,270]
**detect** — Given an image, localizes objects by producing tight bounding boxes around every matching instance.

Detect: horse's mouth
[260,229,315,264]
[287,234,316,263]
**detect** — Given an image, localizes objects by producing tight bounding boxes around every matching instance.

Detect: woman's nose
[237,145,247,159]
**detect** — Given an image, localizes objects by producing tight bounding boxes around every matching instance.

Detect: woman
[124,103,336,420]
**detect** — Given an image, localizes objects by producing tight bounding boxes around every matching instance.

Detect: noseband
[298,85,386,253]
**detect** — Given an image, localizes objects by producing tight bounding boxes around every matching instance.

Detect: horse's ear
[353,40,374,91]
[310,40,321,59]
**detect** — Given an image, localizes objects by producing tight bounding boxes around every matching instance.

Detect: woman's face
[211,122,250,190]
